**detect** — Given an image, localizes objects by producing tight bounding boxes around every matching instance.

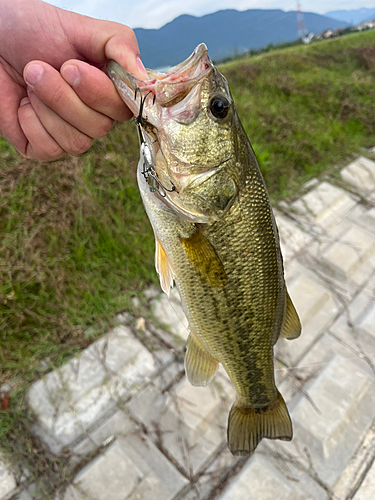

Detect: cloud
[46,1,375,29]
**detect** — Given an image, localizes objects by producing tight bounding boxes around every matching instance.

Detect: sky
[45,1,375,30]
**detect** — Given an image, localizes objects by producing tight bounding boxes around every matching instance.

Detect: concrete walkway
[1,151,375,500]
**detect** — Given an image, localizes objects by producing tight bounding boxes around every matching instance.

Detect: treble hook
[134,88,176,197]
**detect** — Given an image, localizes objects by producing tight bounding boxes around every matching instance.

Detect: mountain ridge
[134,8,349,68]
[325,7,375,25]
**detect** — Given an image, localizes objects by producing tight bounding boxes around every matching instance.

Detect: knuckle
[94,118,113,138]
[26,143,64,162]
[68,134,93,155]
[48,84,66,109]
[47,145,65,161]
[126,28,137,44]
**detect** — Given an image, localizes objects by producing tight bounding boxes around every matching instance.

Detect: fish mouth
[107,45,222,208]
[107,43,213,122]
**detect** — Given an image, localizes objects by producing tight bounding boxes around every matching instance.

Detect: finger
[0,66,27,154]
[27,90,94,156]
[18,97,64,161]
[104,32,149,79]
[24,62,113,139]
[65,17,149,79]
[61,60,132,122]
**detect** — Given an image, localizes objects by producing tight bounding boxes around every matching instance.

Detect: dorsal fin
[155,238,174,295]
[279,291,301,340]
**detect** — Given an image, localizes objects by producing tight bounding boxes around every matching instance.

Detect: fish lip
[106,43,213,118]
[107,43,209,91]
[161,43,210,81]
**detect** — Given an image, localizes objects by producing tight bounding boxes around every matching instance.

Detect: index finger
[61,60,132,122]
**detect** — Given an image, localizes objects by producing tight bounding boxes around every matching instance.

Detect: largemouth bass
[107,44,301,456]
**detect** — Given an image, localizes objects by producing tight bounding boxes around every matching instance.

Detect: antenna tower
[296,1,307,39]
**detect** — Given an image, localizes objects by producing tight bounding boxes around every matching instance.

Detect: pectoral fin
[179,230,227,288]
[155,238,174,295]
[185,333,218,386]
[279,291,301,340]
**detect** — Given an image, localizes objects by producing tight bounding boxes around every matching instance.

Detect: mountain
[325,8,375,25]
[134,9,349,68]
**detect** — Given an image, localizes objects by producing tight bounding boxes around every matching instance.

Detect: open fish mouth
[106,43,213,123]
[107,44,237,221]
[107,44,225,192]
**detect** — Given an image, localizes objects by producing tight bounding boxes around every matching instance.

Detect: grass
[0,127,158,439]
[221,30,375,197]
[0,29,374,469]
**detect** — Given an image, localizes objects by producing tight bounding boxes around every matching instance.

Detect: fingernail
[136,56,148,79]
[20,97,30,107]
[62,65,80,87]
[25,64,44,86]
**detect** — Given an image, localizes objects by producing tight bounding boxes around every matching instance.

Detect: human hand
[0,0,148,160]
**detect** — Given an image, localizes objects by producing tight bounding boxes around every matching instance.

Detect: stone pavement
[1,152,375,500]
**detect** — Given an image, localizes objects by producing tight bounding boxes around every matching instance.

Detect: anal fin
[155,238,174,296]
[185,333,218,387]
[228,391,293,456]
[279,291,301,340]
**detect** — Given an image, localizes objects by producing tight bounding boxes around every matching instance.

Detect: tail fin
[227,391,292,456]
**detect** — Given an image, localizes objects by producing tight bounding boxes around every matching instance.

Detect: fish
[107,44,301,456]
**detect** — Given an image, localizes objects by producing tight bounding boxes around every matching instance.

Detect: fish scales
[108,43,301,456]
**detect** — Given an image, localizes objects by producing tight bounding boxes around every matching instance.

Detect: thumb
[62,12,149,79]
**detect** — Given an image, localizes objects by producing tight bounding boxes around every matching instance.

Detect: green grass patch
[221,30,375,197]
[0,125,158,436]
[0,30,374,465]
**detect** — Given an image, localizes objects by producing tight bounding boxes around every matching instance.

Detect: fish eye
[209,96,230,120]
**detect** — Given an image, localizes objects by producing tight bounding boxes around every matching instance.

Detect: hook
[134,88,176,197]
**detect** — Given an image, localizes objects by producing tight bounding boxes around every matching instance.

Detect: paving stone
[332,425,375,500]
[0,457,17,500]
[70,362,183,469]
[341,156,375,193]
[291,182,357,232]
[329,275,375,358]
[276,262,341,366]
[151,287,189,345]
[28,326,159,454]
[183,448,244,500]
[143,285,160,300]
[347,203,375,236]
[13,487,35,500]
[282,332,374,398]
[353,458,375,500]
[64,436,189,500]
[291,354,375,459]
[274,210,312,264]
[283,336,375,488]
[218,455,309,500]
[128,366,235,476]
[255,441,328,500]
[70,409,136,468]
[307,219,375,292]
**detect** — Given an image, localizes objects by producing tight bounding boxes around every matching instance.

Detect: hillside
[1,31,374,440]
[220,30,375,195]
[135,9,348,68]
